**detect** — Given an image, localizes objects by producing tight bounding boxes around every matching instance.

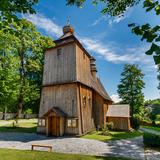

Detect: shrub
[106,122,114,130]
[143,132,160,147]
[24,109,32,114]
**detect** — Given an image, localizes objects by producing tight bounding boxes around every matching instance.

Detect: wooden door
[49,116,60,136]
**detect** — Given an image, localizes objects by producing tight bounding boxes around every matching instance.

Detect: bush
[143,132,160,147]
[24,109,32,114]
[106,122,114,130]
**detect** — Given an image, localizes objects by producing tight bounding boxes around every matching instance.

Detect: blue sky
[25,0,159,102]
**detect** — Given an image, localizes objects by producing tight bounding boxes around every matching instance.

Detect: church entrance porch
[42,107,66,136]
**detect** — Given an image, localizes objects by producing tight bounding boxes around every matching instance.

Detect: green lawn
[0,149,133,160]
[142,125,160,132]
[81,130,142,142]
[0,119,37,133]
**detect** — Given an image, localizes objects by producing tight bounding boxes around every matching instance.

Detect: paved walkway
[140,128,160,135]
[0,132,145,159]
[145,148,160,160]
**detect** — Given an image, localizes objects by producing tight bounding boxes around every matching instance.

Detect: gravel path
[145,149,160,160]
[0,132,145,159]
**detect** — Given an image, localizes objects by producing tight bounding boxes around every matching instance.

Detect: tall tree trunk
[17,38,25,118]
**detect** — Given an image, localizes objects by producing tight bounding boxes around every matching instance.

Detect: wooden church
[37,23,112,136]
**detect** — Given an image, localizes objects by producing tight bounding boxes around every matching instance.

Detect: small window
[67,119,72,127]
[67,119,77,128]
[57,48,62,56]
[83,96,86,107]
[38,119,46,127]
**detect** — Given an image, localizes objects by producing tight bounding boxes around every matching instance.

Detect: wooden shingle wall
[79,85,95,134]
[92,91,104,128]
[43,44,76,85]
[76,44,92,85]
[39,84,79,134]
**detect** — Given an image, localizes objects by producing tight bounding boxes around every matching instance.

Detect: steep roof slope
[106,104,130,117]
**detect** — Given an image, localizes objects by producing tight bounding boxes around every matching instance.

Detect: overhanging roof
[42,107,66,118]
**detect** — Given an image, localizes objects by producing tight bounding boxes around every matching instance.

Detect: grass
[81,130,142,142]
[142,125,160,132]
[0,148,134,160]
[0,119,37,133]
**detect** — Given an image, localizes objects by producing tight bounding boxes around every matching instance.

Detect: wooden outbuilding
[106,104,131,131]
[37,23,112,136]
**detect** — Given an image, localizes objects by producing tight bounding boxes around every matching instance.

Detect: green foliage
[158,66,160,89]
[0,20,54,114]
[0,31,20,113]
[117,64,145,119]
[67,0,140,16]
[82,130,142,141]
[128,1,160,65]
[24,109,33,114]
[144,98,160,124]
[106,122,114,130]
[143,132,160,147]
[128,23,160,65]
[0,0,38,24]
[145,98,160,105]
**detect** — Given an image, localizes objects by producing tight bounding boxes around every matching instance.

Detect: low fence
[0,113,38,120]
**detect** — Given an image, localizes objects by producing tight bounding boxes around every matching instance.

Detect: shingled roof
[90,76,112,101]
[106,104,130,117]
[42,107,66,118]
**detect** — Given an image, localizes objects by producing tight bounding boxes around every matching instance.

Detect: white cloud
[91,7,132,26]
[80,37,152,64]
[90,15,109,26]
[111,94,122,103]
[90,14,126,27]
[109,15,126,25]
[25,14,62,37]
[25,13,154,66]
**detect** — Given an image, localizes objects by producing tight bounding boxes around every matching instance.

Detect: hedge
[143,132,160,147]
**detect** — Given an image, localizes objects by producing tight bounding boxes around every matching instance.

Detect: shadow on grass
[82,130,143,142]
[0,148,135,160]
[0,126,37,133]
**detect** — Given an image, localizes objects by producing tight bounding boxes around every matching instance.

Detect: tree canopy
[117,64,145,117]
[67,0,140,16]
[0,0,38,22]
[0,19,54,114]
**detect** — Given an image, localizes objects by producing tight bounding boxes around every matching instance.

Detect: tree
[0,0,38,22]
[0,30,20,113]
[117,64,145,127]
[144,98,160,124]
[67,0,140,15]
[158,66,160,90]
[0,20,54,116]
